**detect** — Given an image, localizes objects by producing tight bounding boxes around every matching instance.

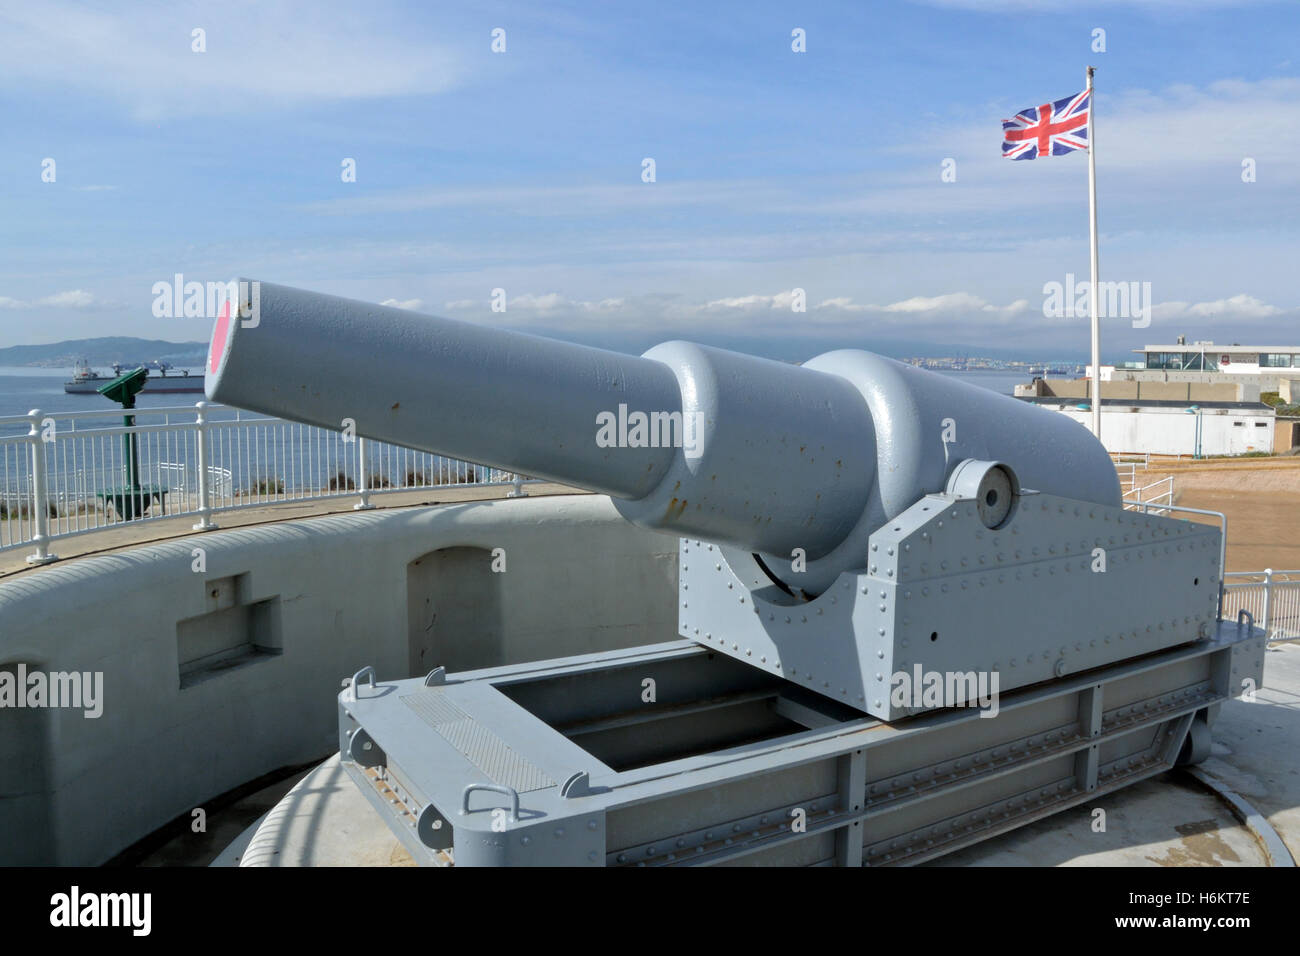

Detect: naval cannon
[207,280,1264,866]
[207,280,1122,597]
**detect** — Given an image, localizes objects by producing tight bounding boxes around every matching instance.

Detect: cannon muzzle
[207,280,1119,593]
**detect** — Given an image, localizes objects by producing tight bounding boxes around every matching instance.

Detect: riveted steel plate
[680,491,1222,719]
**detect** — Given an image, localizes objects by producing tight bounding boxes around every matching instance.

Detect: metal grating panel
[437,719,555,793]
[403,690,470,727]
[402,690,555,793]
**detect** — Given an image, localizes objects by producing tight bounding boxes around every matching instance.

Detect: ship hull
[64,377,204,394]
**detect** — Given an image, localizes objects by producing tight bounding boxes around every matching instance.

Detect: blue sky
[1,0,1297,361]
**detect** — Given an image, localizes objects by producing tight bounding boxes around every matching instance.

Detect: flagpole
[1086,65,1102,442]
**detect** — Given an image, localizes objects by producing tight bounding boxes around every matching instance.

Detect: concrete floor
[941,640,1300,866]
[210,642,1300,868]
[134,771,313,867]
[210,758,417,868]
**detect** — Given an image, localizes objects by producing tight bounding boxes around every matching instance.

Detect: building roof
[1135,344,1300,354]
[1018,397,1276,412]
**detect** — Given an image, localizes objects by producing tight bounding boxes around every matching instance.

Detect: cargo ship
[63,359,204,394]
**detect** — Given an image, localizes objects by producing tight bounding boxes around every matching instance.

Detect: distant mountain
[0,337,208,369]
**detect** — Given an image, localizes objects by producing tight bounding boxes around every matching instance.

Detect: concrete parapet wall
[1049,379,1089,399]
[1140,381,1192,401]
[0,495,677,865]
[1026,378,1251,402]
[1110,369,1274,396]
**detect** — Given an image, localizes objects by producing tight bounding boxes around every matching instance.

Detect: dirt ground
[1137,460,1300,572]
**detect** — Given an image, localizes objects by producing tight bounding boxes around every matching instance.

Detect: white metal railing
[156,461,233,498]
[1111,451,1151,468]
[0,403,535,565]
[1114,462,1137,494]
[1223,569,1300,642]
[1126,475,1174,514]
[1111,454,1152,497]
[1113,450,1171,513]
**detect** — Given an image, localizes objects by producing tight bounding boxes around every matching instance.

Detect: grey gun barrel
[206,280,1120,593]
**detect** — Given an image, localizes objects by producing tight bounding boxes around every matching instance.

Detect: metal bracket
[560,771,591,798]
[416,803,453,850]
[349,665,377,699]
[347,728,384,768]
[461,783,520,822]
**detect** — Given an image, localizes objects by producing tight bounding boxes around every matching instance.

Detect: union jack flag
[1001,90,1090,160]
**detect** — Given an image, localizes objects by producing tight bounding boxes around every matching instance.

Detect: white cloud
[39,290,97,308]
[303,179,779,218]
[380,298,425,311]
[811,76,1300,216]
[440,287,1292,341]
[1098,77,1300,172]
[1154,294,1282,321]
[0,290,99,309]
[444,292,630,314]
[300,76,1300,237]
[0,2,466,119]
[509,293,568,311]
[700,291,800,311]
[882,293,1027,315]
[442,288,1014,333]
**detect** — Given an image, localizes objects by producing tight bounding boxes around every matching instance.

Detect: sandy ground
[1132,460,1300,572]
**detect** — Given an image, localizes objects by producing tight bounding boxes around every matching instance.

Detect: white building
[1134,342,1300,375]
[1082,341,1300,394]
[1023,399,1276,457]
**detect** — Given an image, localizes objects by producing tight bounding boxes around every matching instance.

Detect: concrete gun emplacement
[206,280,1265,866]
